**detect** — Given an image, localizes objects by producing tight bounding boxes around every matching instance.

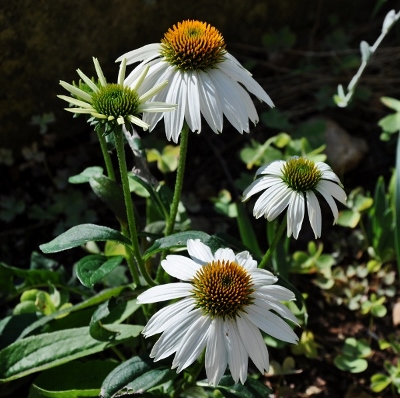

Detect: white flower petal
[205,318,228,385]
[151,309,201,361]
[236,315,269,374]
[137,283,192,304]
[172,313,211,371]
[161,255,201,281]
[245,305,298,344]
[197,71,223,133]
[287,191,305,239]
[143,298,196,337]
[116,43,161,64]
[318,180,347,204]
[306,190,322,238]
[214,247,236,262]
[187,239,214,265]
[242,176,282,201]
[224,318,248,384]
[235,251,257,270]
[255,160,285,176]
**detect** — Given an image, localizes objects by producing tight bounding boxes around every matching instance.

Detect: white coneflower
[243,156,347,239]
[137,239,298,386]
[116,20,274,142]
[58,57,176,132]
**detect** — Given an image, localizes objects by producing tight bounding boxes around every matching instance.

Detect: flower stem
[165,123,189,237]
[259,215,287,269]
[97,129,116,181]
[113,129,156,287]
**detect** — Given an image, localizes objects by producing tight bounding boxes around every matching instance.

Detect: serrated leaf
[31,360,118,397]
[68,167,103,184]
[0,325,140,382]
[40,224,131,253]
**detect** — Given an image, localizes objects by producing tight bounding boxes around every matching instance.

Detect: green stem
[97,129,116,181]
[114,129,156,287]
[259,215,287,269]
[165,123,189,237]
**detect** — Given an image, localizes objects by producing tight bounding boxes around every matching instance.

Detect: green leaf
[0,263,62,301]
[18,286,130,339]
[89,175,127,226]
[100,356,176,398]
[378,113,400,133]
[337,209,361,228]
[395,136,400,284]
[68,167,103,184]
[234,201,262,258]
[0,325,141,382]
[334,356,368,373]
[370,373,391,393]
[89,297,140,342]
[40,224,131,253]
[381,96,400,112]
[206,375,272,397]
[76,255,124,289]
[143,231,211,260]
[128,174,169,219]
[30,360,118,397]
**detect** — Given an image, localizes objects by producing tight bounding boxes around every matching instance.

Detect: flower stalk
[165,122,189,237]
[113,128,156,287]
[259,214,287,269]
[96,129,116,181]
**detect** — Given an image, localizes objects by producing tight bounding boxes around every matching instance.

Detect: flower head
[116,20,274,143]
[242,157,347,239]
[58,57,176,133]
[137,239,298,386]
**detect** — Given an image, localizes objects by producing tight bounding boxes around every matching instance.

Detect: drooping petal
[236,315,269,374]
[287,191,305,239]
[172,313,211,371]
[242,176,282,201]
[143,297,196,337]
[224,318,248,384]
[116,43,161,64]
[306,190,322,238]
[244,305,298,344]
[150,309,202,361]
[205,318,228,385]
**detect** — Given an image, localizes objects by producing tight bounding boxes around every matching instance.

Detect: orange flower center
[160,20,226,71]
[192,259,254,320]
